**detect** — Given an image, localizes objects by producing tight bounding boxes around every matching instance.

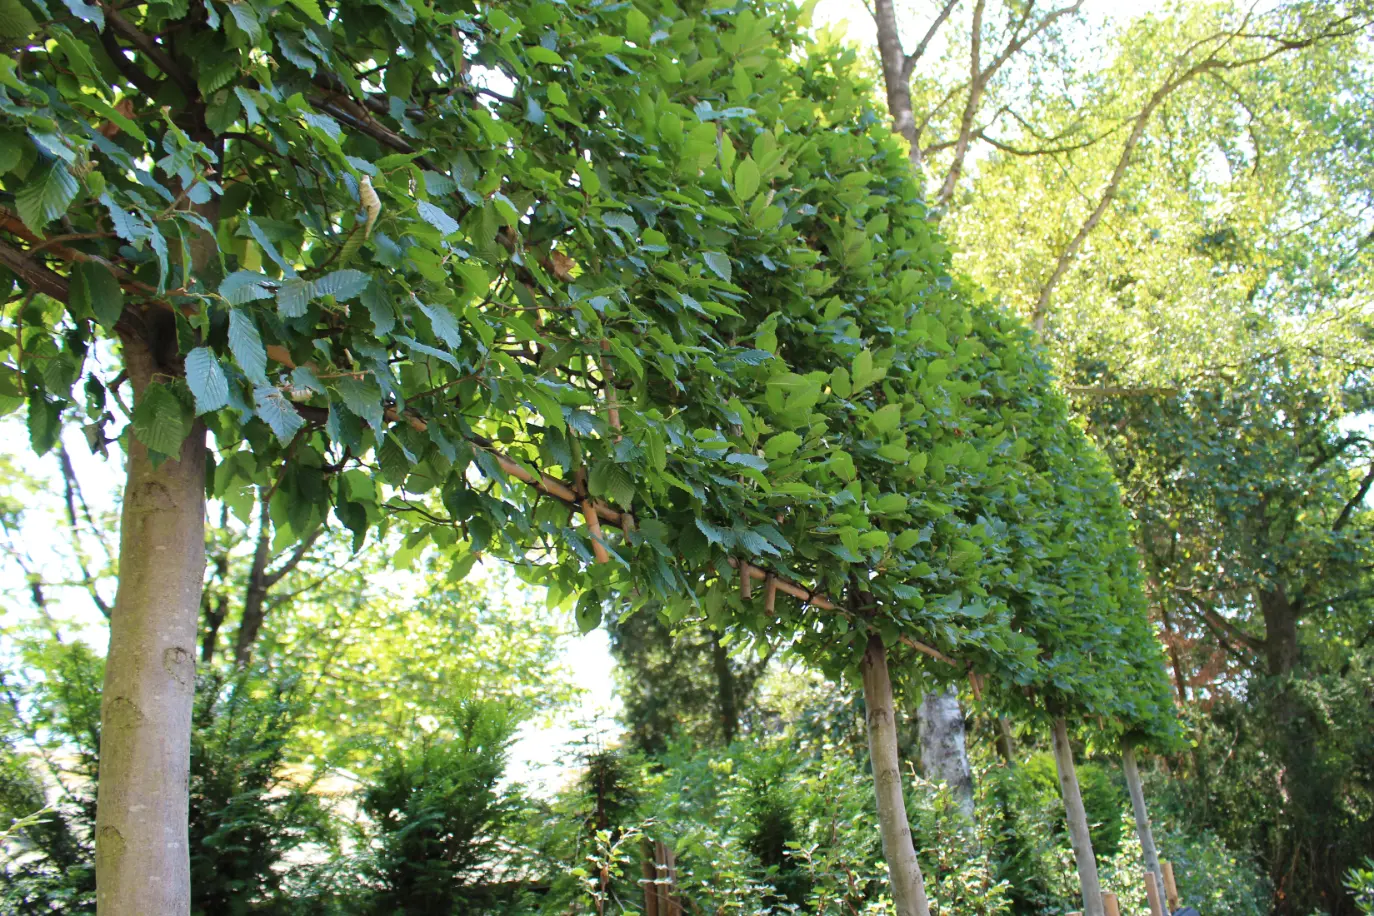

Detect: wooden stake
[763,574,777,613]
[1161,860,1179,912]
[640,838,659,916]
[1103,892,1120,916]
[1144,869,1165,916]
[740,562,752,599]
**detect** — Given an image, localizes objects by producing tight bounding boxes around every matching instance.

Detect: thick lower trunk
[1260,587,1298,680]
[710,635,738,745]
[1122,745,1166,906]
[96,333,206,916]
[861,635,932,916]
[916,685,975,820]
[1051,717,1105,916]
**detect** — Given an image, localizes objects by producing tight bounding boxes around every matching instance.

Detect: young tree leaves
[185,348,229,414]
[132,382,191,456]
[15,161,79,232]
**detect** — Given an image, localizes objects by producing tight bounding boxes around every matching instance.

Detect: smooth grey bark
[861,635,932,916]
[95,327,206,916]
[1051,717,1105,916]
[916,685,975,819]
[871,0,923,168]
[1122,744,1166,906]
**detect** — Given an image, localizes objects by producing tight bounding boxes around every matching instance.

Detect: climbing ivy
[0,0,1170,741]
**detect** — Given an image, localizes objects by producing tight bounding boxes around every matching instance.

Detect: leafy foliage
[0,0,1170,739]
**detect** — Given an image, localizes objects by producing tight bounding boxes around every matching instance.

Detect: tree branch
[1333,462,1374,533]
[901,0,961,82]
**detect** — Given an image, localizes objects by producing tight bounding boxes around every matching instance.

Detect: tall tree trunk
[710,634,739,745]
[1260,586,1298,679]
[1051,717,1105,916]
[917,686,975,819]
[861,635,932,916]
[872,0,922,167]
[233,496,272,666]
[95,327,206,916]
[1122,744,1166,905]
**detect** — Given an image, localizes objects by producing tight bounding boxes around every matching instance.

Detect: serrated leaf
[695,517,732,547]
[285,0,326,23]
[725,452,767,471]
[132,381,191,455]
[276,278,313,317]
[228,309,269,386]
[764,431,802,459]
[100,192,142,242]
[185,347,229,414]
[254,386,304,443]
[15,161,79,232]
[702,250,732,282]
[733,348,774,366]
[313,268,369,301]
[416,200,460,236]
[419,302,462,350]
[220,270,275,305]
[70,261,124,329]
[335,377,385,430]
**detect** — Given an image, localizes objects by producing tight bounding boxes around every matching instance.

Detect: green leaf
[15,161,78,232]
[763,431,802,459]
[313,269,370,301]
[185,347,229,414]
[336,377,384,430]
[418,302,462,350]
[70,262,124,329]
[733,156,760,201]
[220,271,275,306]
[417,200,460,236]
[276,278,313,318]
[868,403,902,434]
[575,592,602,634]
[132,382,191,455]
[285,0,327,23]
[253,386,304,443]
[702,251,732,282]
[228,309,269,386]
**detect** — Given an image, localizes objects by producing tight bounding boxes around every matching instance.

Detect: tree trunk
[95,328,206,916]
[232,497,272,666]
[995,716,1016,765]
[710,634,738,745]
[1051,717,1105,916]
[861,635,932,916]
[1122,744,1166,906]
[1260,586,1298,679]
[916,685,975,820]
[872,0,922,167]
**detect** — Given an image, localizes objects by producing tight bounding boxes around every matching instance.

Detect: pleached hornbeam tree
[2,0,1177,912]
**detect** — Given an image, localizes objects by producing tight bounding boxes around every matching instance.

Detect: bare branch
[901,0,962,82]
